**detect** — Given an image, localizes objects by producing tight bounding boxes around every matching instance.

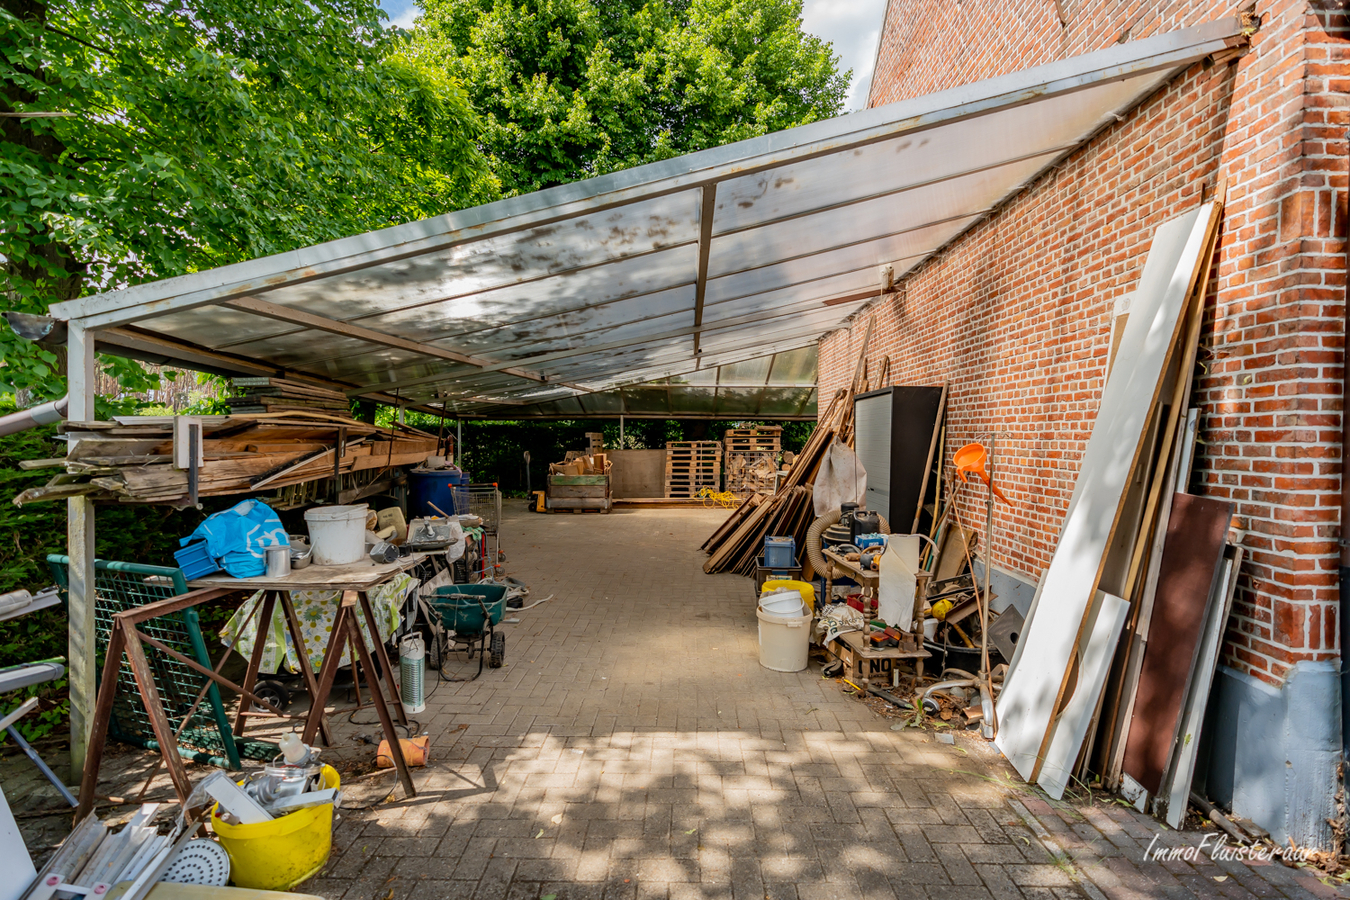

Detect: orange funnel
[954,442,1012,505]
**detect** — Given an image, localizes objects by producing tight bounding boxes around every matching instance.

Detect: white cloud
[379,0,420,31]
[801,0,887,110]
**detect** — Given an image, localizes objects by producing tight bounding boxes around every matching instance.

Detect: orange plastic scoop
[954,442,1012,505]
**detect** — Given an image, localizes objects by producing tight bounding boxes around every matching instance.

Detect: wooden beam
[224,296,550,384]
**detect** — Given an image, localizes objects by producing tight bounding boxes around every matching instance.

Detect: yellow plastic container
[761,579,816,611]
[211,765,340,891]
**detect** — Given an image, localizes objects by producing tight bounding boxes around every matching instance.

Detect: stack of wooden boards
[724,426,782,497]
[702,390,855,575]
[225,376,350,415]
[994,200,1233,826]
[14,412,440,507]
[664,441,722,498]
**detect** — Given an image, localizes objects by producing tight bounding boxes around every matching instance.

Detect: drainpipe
[0,395,68,437]
[1340,134,1350,852]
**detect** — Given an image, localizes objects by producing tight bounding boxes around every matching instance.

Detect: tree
[1,0,498,401]
[414,0,849,197]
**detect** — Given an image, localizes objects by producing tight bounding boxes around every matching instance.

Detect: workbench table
[191,556,423,797]
[825,630,929,687]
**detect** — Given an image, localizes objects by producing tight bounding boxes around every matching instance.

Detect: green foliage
[1,0,498,401]
[414,0,848,195]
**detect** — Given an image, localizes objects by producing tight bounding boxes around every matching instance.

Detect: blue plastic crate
[173,539,221,581]
[763,536,796,569]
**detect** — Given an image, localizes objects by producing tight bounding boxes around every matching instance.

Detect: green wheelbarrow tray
[426,583,508,635]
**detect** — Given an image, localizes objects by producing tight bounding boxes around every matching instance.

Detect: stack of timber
[225,376,351,415]
[702,389,855,576]
[724,426,783,498]
[13,411,440,507]
[664,441,722,498]
[993,198,1234,829]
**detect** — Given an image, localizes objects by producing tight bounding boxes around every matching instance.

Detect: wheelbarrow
[418,583,507,677]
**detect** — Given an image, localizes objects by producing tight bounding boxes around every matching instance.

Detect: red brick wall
[821,0,1350,685]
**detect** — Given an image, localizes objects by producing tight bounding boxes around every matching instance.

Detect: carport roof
[50,18,1245,417]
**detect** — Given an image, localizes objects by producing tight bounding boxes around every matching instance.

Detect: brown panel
[1121,492,1233,795]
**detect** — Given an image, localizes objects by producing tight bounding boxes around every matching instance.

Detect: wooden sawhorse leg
[303,593,415,798]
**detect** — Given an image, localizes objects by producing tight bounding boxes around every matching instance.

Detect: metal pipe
[1339,134,1350,852]
[0,394,68,436]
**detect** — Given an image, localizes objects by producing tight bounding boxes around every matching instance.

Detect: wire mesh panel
[468,484,502,534]
[47,556,272,769]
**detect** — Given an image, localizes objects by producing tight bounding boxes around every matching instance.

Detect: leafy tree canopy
[414,0,849,196]
[1,0,498,400]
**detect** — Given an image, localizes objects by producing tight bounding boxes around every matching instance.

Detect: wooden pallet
[724,427,781,453]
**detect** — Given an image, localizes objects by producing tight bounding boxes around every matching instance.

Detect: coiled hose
[805,508,891,577]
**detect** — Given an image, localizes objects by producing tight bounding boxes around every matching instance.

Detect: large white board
[1036,590,1130,800]
[994,205,1216,781]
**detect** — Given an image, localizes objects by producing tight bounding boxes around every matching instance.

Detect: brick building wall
[819,0,1350,844]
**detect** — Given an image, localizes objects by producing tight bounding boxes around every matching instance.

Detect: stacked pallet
[225,377,351,415]
[724,426,781,454]
[663,441,721,498]
[723,427,782,497]
[13,412,440,506]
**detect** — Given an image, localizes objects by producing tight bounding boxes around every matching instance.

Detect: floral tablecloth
[220,573,415,674]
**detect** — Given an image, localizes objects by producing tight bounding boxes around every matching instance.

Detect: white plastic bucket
[304,505,368,566]
[756,606,812,672]
[760,591,806,617]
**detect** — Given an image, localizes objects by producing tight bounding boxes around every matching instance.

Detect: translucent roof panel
[55,20,1246,420]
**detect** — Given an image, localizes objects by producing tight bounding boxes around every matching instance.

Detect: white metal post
[620,415,625,447]
[66,323,96,783]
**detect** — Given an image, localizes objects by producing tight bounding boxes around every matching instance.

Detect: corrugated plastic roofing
[50,18,1245,418]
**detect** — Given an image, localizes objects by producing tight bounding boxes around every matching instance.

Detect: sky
[377,0,886,109]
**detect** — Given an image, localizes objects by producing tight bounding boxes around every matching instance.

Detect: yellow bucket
[211,765,340,890]
[761,579,816,611]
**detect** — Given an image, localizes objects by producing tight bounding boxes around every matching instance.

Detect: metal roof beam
[693,184,716,356]
[223,296,554,384]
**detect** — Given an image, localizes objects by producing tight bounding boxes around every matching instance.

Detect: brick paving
[4,502,1344,899]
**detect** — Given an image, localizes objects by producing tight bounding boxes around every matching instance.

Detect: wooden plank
[1036,590,1130,799]
[995,204,1218,782]
[1120,492,1233,796]
[121,622,193,803]
[1160,544,1243,827]
[911,380,948,533]
[74,621,127,820]
[189,556,423,592]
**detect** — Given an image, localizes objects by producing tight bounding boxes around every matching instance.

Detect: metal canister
[265,545,291,578]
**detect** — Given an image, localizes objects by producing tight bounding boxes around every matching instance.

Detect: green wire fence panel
[48,555,275,769]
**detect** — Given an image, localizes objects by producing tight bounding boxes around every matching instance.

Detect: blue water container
[409,469,468,518]
[764,536,796,569]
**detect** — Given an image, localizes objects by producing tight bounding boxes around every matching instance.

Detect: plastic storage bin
[173,539,220,580]
[763,536,796,569]
[303,505,367,566]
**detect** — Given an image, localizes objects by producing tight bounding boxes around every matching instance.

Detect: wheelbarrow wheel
[252,679,290,711]
[489,631,505,668]
[427,631,445,671]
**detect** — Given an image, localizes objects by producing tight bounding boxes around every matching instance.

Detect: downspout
[1340,134,1350,853]
[0,395,69,437]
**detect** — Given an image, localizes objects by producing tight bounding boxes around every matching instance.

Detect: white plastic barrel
[303,505,368,566]
[756,606,812,672]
